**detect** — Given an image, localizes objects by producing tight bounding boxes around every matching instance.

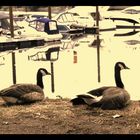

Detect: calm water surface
[0,28,140,100]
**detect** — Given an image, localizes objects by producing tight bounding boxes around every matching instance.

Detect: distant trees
[0,6,74,12]
[0,6,42,11]
[28,6,40,11]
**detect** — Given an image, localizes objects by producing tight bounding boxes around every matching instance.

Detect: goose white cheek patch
[118,64,124,70]
[40,70,47,76]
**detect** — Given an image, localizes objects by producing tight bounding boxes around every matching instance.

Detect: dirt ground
[0,98,140,134]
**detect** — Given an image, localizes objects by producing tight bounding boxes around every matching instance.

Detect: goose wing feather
[87,86,112,96]
[77,94,103,105]
[0,84,44,98]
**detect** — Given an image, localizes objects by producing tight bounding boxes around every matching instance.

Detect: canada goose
[71,62,131,110]
[0,68,51,105]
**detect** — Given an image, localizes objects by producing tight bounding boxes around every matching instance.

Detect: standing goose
[71,62,131,109]
[0,68,51,105]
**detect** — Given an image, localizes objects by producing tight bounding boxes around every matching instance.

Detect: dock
[0,37,45,52]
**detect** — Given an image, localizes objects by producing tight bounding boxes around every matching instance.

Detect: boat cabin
[29,18,60,35]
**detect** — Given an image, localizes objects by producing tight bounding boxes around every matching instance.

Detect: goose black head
[115,62,130,71]
[37,68,51,89]
[38,68,51,76]
[114,62,129,89]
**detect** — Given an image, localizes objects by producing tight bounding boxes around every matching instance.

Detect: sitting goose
[0,68,51,105]
[71,62,131,109]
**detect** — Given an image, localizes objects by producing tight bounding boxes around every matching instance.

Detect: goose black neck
[37,72,44,89]
[115,67,124,89]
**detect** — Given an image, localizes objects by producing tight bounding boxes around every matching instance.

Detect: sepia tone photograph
[0,6,140,134]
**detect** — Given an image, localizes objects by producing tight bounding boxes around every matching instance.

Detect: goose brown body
[88,86,130,109]
[71,62,131,110]
[0,68,51,105]
[0,84,44,104]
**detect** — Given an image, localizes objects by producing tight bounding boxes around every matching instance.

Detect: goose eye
[118,63,124,70]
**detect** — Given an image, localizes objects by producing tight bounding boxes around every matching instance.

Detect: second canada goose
[0,68,51,105]
[71,62,131,110]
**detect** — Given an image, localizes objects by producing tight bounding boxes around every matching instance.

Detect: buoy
[73,51,77,63]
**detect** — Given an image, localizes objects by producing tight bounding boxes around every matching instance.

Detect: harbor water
[0,28,140,100]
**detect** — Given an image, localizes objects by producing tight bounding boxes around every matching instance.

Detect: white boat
[26,18,63,42]
[102,6,140,28]
[0,12,62,42]
[53,7,116,32]
[5,11,57,22]
[53,11,78,27]
[66,6,116,31]
[14,17,63,42]
[53,11,98,39]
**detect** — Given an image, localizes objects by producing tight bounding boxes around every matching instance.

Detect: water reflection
[114,29,140,37]
[124,40,140,45]
[1,29,140,100]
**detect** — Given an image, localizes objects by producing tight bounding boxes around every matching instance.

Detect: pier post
[12,52,16,84]
[96,6,101,83]
[9,6,16,84]
[45,47,60,93]
[9,6,14,38]
[50,61,54,92]
[48,6,52,19]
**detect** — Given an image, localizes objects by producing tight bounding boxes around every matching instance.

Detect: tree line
[0,6,72,12]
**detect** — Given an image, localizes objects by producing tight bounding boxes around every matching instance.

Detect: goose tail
[70,97,86,105]
[71,93,103,106]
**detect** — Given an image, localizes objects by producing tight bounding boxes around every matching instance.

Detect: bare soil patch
[0,98,140,134]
